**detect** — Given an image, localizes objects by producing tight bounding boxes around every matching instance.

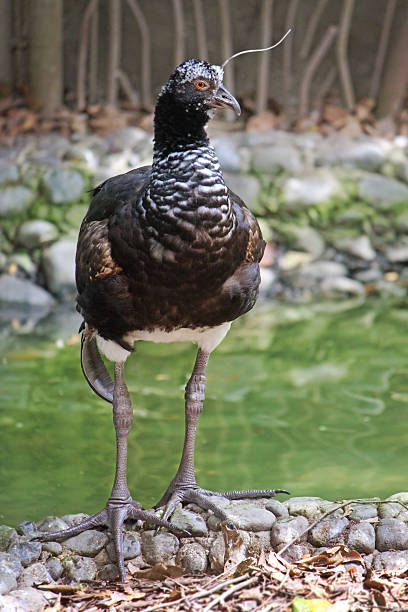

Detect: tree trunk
[376,9,408,119]
[0,0,12,89]
[28,0,63,117]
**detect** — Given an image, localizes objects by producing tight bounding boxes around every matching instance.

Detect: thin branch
[77,0,99,111]
[315,65,337,109]
[300,0,329,60]
[173,0,185,66]
[116,68,139,104]
[89,2,99,104]
[126,0,152,107]
[369,0,397,100]
[107,0,121,108]
[193,0,208,60]
[299,25,337,117]
[218,0,235,120]
[283,0,299,124]
[256,0,274,114]
[337,0,355,110]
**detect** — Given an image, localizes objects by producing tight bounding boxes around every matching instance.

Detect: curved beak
[211,83,241,116]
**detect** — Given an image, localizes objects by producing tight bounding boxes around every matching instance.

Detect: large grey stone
[265,500,289,520]
[37,516,69,533]
[0,526,17,552]
[298,261,348,281]
[376,518,408,551]
[0,275,55,307]
[0,553,23,578]
[320,276,365,297]
[349,503,378,521]
[225,501,277,531]
[62,555,97,582]
[106,532,141,561]
[317,142,385,171]
[18,562,52,587]
[251,145,302,175]
[372,550,408,572]
[224,173,261,207]
[213,137,243,172]
[42,239,76,297]
[358,174,408,209]
[308,517,349,547]
[42,541,62,555]
[8,542,42,567]
[17,522,38,537]
[176,542,207,573]
[0,567,17,595]
[347,522,375,554]
[62,513,90,527]
[170,507,208,536]
[280,225,325,258]
[45,558,63,581]
[282,171,343,207]
[284,498,342,521]
[386,246,408,263]
[141,531,179,565]
[107,127,148,152]
[0,186,33,217]
[0,161,19,184]
[270,516,309,548]
[5,587,49,612]
[334,235,376,261]
[43,167,85,204]
[16,220,59,249]
[64,530,108,557]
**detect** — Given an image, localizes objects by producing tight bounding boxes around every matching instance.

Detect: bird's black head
[154,59,240,152]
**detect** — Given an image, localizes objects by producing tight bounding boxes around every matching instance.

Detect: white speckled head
[162,59,224,94]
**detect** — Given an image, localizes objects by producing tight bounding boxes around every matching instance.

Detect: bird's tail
[80,329,114,404]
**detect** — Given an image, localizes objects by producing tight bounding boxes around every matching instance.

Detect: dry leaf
[133,563,184,580]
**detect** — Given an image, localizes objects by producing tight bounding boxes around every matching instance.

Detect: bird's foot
[155,483,290,527]
[36,497,185,582]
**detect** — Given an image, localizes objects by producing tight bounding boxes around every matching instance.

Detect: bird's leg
[155,348,289,524]
[37,361,185,582]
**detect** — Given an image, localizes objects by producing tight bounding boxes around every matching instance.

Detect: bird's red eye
[195,80,208,90]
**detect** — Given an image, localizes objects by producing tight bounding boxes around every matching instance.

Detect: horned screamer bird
[39,59,288,581]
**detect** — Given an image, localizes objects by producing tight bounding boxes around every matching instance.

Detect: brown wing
[227,188,265,264]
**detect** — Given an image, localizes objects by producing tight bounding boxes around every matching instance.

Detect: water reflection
[1,299,408,525]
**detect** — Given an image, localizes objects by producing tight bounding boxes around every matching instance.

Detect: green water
[1,298,408,527]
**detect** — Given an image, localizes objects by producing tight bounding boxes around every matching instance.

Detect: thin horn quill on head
[221,29,292,68]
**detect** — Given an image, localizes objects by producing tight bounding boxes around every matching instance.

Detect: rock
[106,532,141,561]
[0,275,55,307]
[308,517,349,547]
[282,171,343,207]
[61,513,90,527]
[279,543,311,563]
[386,246,408,263]
[42,167,85,204]
[347,522,375,554]
[372,550,408,572]
[395,212,408,231]
[6,253,36,277]
[98,563,120,581]
[396,161,408,183]
[37,516,69,533]
[251,145,302,175]
[176,542,207,573]
[6,587,50,611]
[63,144,100,170]
[376,518,408,551]
[285,498,342,521]
[107,127,147,152]
[209,533,225,571]
[0,553,23,579]
[65,204,88,229]
[16,522,39,537]
[280,225,325,258]
[259,267,277,297]
[64,530,108,557]
[265,500,289,520]
[42,239,76,297]
[320,276,365,297]
[16,220,59,249]
[248,531,271,555]
[224,173,261,208]
[18,562,52,587]
[358,174,408,209]
[0,161,19,183]
[270,516,309,549]
[170,507,208,536]
[281,251,314,271]
[0,186,34,217]
[141,531,179,565]
[45,557,63,581]
[0,526,17,552]
[317,142,385,171]
[7,542,42,567]
[62,555,97,582]
[225,501,277,531]
[37,133,70,156]
[349,503,378,521]
[298,261,348,281]
[0,567,17,595]
[334,235,376,261]
[213,137,244,172]
[42,541,62,555]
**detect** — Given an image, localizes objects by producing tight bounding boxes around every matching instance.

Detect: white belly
[96,321,231,362]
